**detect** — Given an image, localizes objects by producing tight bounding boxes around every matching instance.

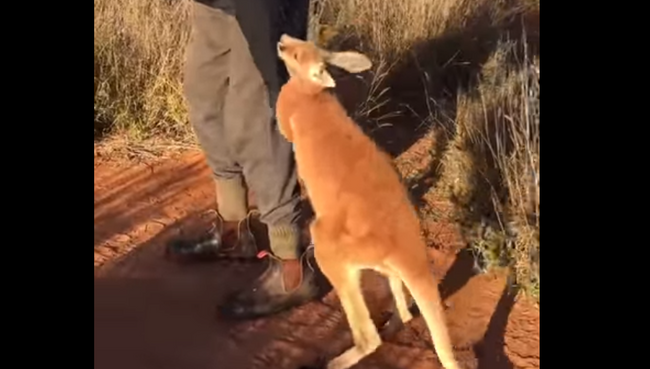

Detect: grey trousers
[183,0,303,229]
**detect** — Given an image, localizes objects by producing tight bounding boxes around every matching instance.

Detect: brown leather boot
[165,211,259,263]
[217,245,320,319]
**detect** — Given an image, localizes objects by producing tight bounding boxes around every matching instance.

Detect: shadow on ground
[95,210,362,369]
[442,249,517,369]
[474,284,518,369]
[96,212,520,369]
[95,214,268,369]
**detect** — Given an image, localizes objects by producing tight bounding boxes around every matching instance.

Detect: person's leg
[166,1,258,262]
[228,0,302,259]
[216,0,320,318]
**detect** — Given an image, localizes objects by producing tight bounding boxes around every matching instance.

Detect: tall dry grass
[94,0,191,142]
[438,42,539,299]
[93,0,539,299]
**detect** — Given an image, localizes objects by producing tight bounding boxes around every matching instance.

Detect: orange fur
[276,35,461,369]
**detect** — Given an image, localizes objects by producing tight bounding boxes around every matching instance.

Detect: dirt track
[94,150,539,369]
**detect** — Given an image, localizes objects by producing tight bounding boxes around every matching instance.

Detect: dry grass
[438,42,539,299]
[94,0,192,142]
[93,0,539,300]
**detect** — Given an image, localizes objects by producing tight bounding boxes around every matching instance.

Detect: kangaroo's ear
[324,51,372,73]
[279,33,305,46]
[309,64,336,88]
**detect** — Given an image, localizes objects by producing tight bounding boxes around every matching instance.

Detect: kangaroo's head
[277,34,372,90]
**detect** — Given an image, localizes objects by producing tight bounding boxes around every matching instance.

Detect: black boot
[218,246,320,319]
[165,211,258,263]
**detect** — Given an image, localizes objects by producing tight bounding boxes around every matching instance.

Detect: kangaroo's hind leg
[388,274,413,324]
[377,273,416,339]
[311,228,382,369]
[322,266,382,369]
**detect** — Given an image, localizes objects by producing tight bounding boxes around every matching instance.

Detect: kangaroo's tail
[400,264,461,369]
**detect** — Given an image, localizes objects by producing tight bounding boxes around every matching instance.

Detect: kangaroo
[275,34,462,369]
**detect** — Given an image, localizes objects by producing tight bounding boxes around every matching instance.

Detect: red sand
[94,151,539,369]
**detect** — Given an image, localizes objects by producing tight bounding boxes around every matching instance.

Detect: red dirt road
[94,151,539,369]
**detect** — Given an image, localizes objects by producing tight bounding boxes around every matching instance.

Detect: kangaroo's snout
[278,34,293,54]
